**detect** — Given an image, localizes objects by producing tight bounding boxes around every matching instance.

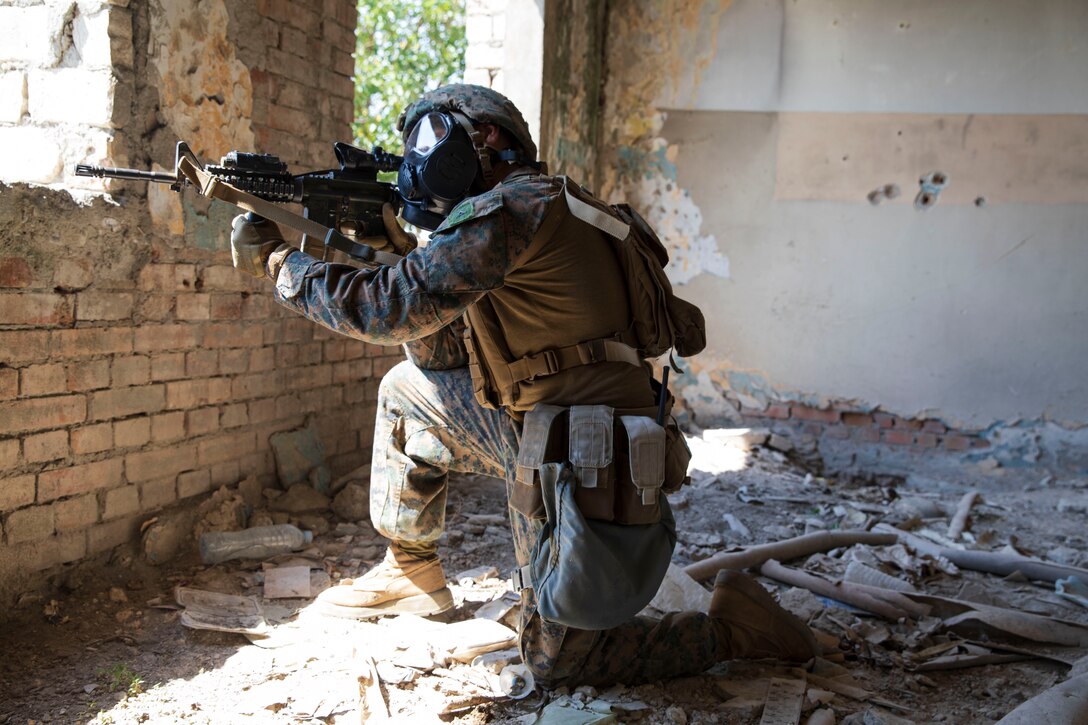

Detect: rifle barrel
[75,164,177,183]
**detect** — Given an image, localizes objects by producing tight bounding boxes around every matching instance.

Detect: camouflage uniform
[271,171,728,686]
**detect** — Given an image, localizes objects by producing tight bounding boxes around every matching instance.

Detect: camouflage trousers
[370,360,726,687]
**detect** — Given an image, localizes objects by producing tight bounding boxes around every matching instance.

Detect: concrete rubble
[5,427,1084,723]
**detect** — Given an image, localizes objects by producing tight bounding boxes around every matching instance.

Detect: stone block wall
[0,0,400,605]
[463,0,507,89]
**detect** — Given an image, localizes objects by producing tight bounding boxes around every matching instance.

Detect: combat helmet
[396,84,538,165]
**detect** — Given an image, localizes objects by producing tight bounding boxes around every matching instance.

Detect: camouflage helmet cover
[396,84,537,162]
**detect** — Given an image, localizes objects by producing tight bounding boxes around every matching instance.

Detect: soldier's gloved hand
[363,203,418,256]
[230,214,292,278]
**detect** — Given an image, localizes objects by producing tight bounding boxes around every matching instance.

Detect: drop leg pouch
[527,462,676,631]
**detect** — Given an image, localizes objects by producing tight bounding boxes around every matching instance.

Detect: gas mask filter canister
[397,112,479,231]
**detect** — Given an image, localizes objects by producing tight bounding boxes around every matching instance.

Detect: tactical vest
[463,176,657,416]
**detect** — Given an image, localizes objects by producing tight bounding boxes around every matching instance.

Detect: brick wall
[0,1,402,598]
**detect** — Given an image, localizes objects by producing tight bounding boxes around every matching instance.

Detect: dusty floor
[1,432,1086,724]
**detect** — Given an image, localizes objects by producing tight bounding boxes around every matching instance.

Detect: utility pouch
[511,404,667,526]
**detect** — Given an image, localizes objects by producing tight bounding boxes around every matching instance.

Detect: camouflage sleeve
[402,316,469,370]
[268,180,556,345]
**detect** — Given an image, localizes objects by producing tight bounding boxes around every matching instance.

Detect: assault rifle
[75,141,405,265]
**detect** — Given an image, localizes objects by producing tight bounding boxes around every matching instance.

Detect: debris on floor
[2,430,1087,724]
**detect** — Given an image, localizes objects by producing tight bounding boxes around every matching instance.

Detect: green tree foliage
[354,0,467,154]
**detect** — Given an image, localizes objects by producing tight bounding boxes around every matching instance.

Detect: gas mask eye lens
[407,113,450,154]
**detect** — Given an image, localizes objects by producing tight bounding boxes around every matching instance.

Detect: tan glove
[230,214,292,278]
[362,203,418,256]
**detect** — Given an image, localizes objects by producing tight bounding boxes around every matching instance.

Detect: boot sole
[315,587,455,620]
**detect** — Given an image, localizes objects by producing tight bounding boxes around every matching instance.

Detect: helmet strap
[447,110,495,186]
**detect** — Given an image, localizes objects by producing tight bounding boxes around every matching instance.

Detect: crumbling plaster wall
[537,0,1088,480]
[0,0,398,606]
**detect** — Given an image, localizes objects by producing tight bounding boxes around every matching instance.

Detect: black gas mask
[396,112,480,231]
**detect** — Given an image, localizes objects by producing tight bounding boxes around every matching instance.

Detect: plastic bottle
[199,524,313,565]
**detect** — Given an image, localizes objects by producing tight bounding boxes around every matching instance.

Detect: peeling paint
[597,1,731,286]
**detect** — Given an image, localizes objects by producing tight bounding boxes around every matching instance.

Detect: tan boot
[316,545,453,619]
[710,570,818,663]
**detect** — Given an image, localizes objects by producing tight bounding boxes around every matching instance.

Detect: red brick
[176,294,211,320]
[86,515,140,555]
[187,407,219,436]
[203,322,264,349]
[150,352,186,381]
[202,265,251,292]
[283,321,314,344]
[249,347,275,372]
[943,435,971,451]
[23,430,68,463]
[0,367,16,398]
[232,371,283,399]
[0,330,51,365]
[186,349,218,377]
[111,355,152,387]
[893,418,923,431]
[114,417,151,447]
[791,405,840,423]
[0,439,19,470]
[71,423,113,454]
[140,475,177,511]
[166,378,232,409]
[0,257,33,288]
[89,385,165,421]
[1,292,72,326]
[210,460,240,488]
[0,395,86,436]
[176,469,211,499]
[0,473,36,509]
[287,364,331,390]
[883,430,914,446]
[220,403,247,428]
[54,259,92,291]
[134,324,200,353]
[842,412,873,427]
[922,420,947,434]
[916,432,938,448]
[103,485,139,520]
[150,412,185,443]
[210,294,243,320]
[219,349,249,375]
[198,431,255,466]
[55,493,98,531]
[242,293,275,319]
[76,292,134,321]
[248,397,277,424]
[67,359,110,391]
[873,413,896,429]
[139,263,197,292]
[14,531,87,571]
[138,294,172,322]
[39,458,123,501]
[124,443,198,483]
[373,356,400,378]
[20,363,67,397]
[52,328,132,358]
[6,504,55,543]
[279,25,309,57]
[971,438,991,449]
